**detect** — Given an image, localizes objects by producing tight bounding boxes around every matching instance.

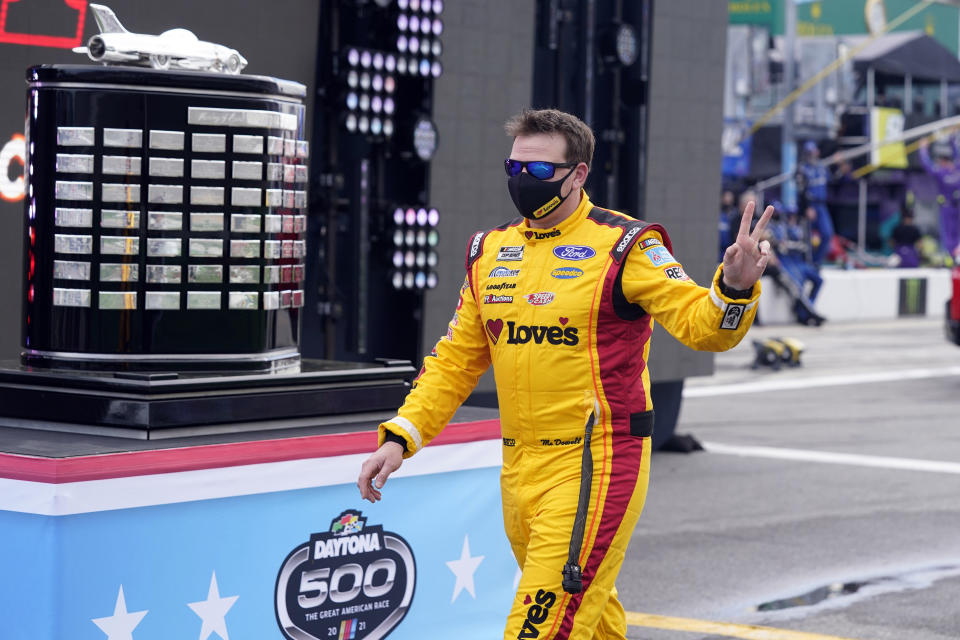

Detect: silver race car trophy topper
[73,3,247,74]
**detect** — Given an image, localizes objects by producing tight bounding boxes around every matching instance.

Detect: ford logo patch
[553,245,596,261]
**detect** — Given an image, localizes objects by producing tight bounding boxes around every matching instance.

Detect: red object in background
[948,265,960,346]
[0,0,87,49]
[951,266,960,322]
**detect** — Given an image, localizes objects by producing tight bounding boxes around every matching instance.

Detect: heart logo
[525,231,533,239]
[523,594,532,605]
[559,317,569,325]
[486,318,504,344]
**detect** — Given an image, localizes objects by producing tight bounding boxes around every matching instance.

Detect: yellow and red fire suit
[379,193,759,639]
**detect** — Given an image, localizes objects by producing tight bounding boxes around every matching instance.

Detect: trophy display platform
[0,359,416,440]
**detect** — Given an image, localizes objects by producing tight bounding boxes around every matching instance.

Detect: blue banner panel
[1,465,518,640]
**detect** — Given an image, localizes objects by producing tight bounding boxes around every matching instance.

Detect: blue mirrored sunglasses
[504,159,576,180]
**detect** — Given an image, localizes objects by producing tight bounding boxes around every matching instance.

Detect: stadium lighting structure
[412,117,438,161]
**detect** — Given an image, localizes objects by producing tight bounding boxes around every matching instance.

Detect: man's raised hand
[721,201,774,291]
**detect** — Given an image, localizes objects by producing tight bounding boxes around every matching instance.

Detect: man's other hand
[357,441,405,502]
[721,201,774,291]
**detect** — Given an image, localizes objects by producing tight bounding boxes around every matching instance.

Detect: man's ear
[573,162,589,189]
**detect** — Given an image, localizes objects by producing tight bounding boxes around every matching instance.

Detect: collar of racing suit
[514,189,591,243]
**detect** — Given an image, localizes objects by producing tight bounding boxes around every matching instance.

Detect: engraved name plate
[187,291,222,310]
[102,155,142,176]
[53,260,91,280]
[148,184,183,204]
[265,189,283,208]
[188,107,297,131]
[56,181,94,201]
[146,265,182,283]
[193,133,227,153]
[188,265,223,283]
[190,213,224,231]
[231,214,262,233]
[148,211,183,231]
[190,238,223,258]
[233,134,264,155]
[55,208,93,227]
[264,215,282,233]
[55,234,93,254]
[101,236,140,255]
[101,210,140,229]
[53,287,91,307]
[230,265,260,283]
[100,263,139,282]
[266,163,283,181]
[263,291,280,310]
[266,136,284,155]
[264,240,281,260]
[229,291,259,310]
[232,161,262,180]
[232,187,261,207]
[57,127,95,146]
[145,291,180,310]
[149,157,184,178]
[147,238,181,257]
[56,154,94,174]
[191,186,225,206]
[102,183,141,203]
[231,240,261,258]
[104,128,143,148]
[192,160,225,180]
[150,130,185,150]
[99,291,137,310]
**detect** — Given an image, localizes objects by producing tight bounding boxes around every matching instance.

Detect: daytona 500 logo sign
[275,510,416,640]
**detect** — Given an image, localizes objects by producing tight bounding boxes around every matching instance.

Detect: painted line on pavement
[703,442,960,475]
[683,366,960,398]
[625,611,861,640]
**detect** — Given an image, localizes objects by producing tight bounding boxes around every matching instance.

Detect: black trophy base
[0,358,416,440]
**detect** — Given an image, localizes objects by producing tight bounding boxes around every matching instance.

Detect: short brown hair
[505,109,595,168]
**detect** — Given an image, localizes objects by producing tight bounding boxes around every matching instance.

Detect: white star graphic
[92,585,148,640]
[445,534,485,603]
[188,571,239,640]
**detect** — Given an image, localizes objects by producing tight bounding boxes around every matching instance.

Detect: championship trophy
[1,4,412,436]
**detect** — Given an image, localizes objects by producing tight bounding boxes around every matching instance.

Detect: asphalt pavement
[619,317,960,640]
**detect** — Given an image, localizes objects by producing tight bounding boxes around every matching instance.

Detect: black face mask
[507,167,576,220]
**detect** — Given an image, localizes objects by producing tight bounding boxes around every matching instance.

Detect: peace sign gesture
[721,201,774,291]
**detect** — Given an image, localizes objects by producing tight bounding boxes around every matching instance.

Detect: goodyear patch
[551,267,584,279]
[643,245,677,267]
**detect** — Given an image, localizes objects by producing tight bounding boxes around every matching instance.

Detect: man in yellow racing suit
[358,109,773,639]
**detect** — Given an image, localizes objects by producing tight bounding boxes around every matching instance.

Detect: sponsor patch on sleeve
[638,237,662,249]
[663,265,690,281]
[720,303,746,330]
[643,245,677,267]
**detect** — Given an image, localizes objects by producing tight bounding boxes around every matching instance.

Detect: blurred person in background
[797,140,835,265]
[719,189,738,262]
[890,210,922,268]
[918,135,960,261]
[759,201,825,326]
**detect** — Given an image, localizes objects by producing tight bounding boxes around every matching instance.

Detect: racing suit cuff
[378,416,422,458]
[710,266,760,311]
